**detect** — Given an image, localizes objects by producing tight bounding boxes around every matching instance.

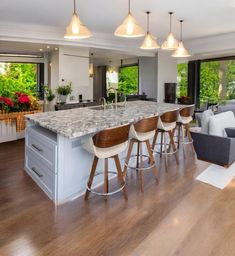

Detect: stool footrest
[124,154,155,171]
[86,171,126,196]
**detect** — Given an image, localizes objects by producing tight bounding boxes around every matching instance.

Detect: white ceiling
[1,0,235,57]
[1,0,235,40]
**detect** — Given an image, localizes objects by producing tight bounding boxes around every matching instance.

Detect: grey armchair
[191,130,235,167]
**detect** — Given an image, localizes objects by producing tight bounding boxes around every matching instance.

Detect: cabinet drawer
[27,129,56,169]
[25,149,55,199]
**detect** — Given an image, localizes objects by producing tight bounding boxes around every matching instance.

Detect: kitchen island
[25,101,183,204]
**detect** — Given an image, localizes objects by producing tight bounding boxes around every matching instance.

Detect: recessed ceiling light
[54,47,58,51]
[46,45,50,49]
[39,48,43,52]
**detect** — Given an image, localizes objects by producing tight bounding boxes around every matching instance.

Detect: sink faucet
[99,97,106,109]
[107,87,118,110]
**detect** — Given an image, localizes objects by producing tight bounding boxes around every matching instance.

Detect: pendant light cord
[73,0,76,14]
[180,20,183,41]
[128,0,131,14]
[169,12,173,32]
[146,11,150,33]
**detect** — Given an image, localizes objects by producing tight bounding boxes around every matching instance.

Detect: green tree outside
[0,63,37,97]
[118,65,138,95]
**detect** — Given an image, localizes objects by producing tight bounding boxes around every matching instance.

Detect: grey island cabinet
[25,101,182,204]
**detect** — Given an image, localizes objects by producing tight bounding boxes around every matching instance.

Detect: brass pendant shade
[172,20,191,58]
[64,0,92,39]
[114,0,145,38]
[161,12,178,50]
[140,12,160,50]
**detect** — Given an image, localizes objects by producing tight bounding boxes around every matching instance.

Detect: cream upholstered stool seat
[83,124,130,200]
[152,110,179,169]
[176,105,195,152]
[124,115,159,192]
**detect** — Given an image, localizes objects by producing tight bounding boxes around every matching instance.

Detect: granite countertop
[26,101,185,139]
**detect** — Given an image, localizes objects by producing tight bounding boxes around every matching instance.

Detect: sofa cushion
[201,109,214,134]
[209,111,235,137]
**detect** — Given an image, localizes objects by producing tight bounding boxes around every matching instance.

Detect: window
[0,62,43,99]
[118,64,139,95]
[200,59,235,104]
[177,63,188,97]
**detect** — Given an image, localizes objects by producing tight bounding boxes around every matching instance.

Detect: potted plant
[56,82,72,104]
[44,86,56,111]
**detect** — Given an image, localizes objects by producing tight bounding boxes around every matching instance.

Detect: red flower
[0,97,14,107]
[19,94,30,104]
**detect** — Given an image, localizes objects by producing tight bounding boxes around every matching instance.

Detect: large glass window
[118,65,139,95]
[0,62,38,97]
[177,63,188,97]
[200,59,235,104]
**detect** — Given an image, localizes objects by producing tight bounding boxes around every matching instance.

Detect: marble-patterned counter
[26,101,183,139]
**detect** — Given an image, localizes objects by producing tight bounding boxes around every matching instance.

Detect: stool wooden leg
[160,131,163,158]
[169,130,179,165]
[84,156,99,200]
[123,140,134,177]
[139,142,144,192]
[177,124,181,149]
[185,124,195,153]
[114,155,128,200]
[151,130,158,150]
[164,132,168,171]
[136,142,140,170]
[146,140,159,182]
[104,158,109,199]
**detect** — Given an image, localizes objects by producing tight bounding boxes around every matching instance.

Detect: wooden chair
[177,105,195,154]
[124,115,159,192]
[152,110,179,170]
[83,124,130,200]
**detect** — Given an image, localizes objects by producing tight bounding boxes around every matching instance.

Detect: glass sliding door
[200,59,235,105]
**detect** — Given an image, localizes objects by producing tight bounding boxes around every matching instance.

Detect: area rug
[196,162,235,189]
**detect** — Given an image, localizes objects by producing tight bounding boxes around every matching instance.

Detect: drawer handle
[32,144,43,152]
[31,167,43,178]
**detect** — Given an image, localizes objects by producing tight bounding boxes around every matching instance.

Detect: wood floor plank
[1,140,234,256]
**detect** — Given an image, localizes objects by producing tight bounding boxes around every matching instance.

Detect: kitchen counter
[26,101,182,139]
[25,101,188,204]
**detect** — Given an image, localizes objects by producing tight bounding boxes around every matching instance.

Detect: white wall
[157,51,178,102]
[139,57,158,98]
[50,46,93,101]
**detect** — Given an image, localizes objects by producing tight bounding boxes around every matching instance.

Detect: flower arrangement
[0,92,39,112]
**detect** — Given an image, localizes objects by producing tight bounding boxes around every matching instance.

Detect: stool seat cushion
[83,138,128,159]
[129,124,155,142]
[158,118,176,131]
[178,115,193,124]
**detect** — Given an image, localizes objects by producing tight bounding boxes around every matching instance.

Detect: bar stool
[176,105,195,152]
[152,110,179,168]
[124,115,159,192]
[83,124,130,200]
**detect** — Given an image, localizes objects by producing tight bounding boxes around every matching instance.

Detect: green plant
[44,86,55,102]
[118,65,138,95]
[56,83,72,96]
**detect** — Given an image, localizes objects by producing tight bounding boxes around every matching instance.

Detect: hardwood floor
[0,140,235,256]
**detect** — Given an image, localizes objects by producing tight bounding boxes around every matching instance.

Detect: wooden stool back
[134,115,159,133]
[180,105,195,117]
[160,110,179,123]
[93,124,130,148]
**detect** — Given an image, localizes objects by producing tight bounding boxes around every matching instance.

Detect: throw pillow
[209,111,235,137]
[201,109,214,134]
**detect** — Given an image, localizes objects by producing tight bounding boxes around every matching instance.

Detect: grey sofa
[191,131,235,166]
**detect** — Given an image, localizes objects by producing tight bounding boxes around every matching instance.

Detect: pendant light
[172,20,191,58]
[114,0,145,38]
[161,12,178,50]
[64,0,92,39]
[140,12,160,50]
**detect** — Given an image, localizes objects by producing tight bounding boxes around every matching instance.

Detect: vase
[59,95,67,104]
